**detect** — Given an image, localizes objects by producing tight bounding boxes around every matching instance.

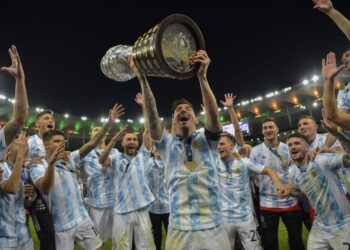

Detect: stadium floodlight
[81,116,87,121]
[0,95,6,100]
[312,102,318,107]
[139,117,145,123]
[312,75,319,82]
[127,119,133,123]
[302,79,309,85]
[64,113,69,118]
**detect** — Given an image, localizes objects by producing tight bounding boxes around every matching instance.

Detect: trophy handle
[100,45,136,82]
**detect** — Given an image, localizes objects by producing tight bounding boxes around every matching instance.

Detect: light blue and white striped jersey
[250,142,298,208]
[288,153,350,232]
[78,148,118,208]
[337,82,350,110]
[27,134,46,159]
[0,162,31,248]
[30,150,89,232]
[153,130,222,231]
[146,157,169,214]
[218,157,264,223]
[309,133,348,194]
[110,145,154,214]
[0,128,7,157]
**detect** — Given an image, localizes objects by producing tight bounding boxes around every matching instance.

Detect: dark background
[1,0,350,121]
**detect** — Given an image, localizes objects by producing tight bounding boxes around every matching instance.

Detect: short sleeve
[30,163,46,185]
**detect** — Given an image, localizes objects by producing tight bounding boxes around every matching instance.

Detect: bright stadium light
[312,75,319,82]
[139,117,145,123]
[302,79,309,85]
[160,117,164,121]
[0,95,6,100]
[127,119,133,123]
[64,113,69,118]
[100,117,107,123]
[115,119,120,123]
[312,102,318,107]
[81,116,87,121]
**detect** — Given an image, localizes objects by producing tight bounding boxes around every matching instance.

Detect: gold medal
[233,167,241,174]
[192,140,200,149]
[185,161,196,171]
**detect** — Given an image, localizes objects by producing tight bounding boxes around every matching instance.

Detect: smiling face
[172,103,198,137]
[262,121,278,141]
[298,117,317,141]
[122,133,139,156]
[287,136,309,163]
[218,135,234,161]
[36,113,55,135]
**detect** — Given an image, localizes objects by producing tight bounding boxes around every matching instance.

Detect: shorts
[89,206,114,242]
[307,225,350,250]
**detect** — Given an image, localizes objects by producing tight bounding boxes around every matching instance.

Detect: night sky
[1,0,350,121]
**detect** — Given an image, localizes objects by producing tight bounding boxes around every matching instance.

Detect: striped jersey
[309,133,348,194]
[78,148,118,208]
[30,150,89,232]
[250,142,298,208]
[146,157,169,214]
[337,82,350,110]
[288,153,350,231]
[153,130,222,231]
[0,162,31,248]
[0,128,7,157]
[27,134,46,159]
[218,157,264,223]
[110,145,154,214]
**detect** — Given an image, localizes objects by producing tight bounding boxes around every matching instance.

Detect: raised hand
[220,93,236,108]
[16,131,28,158]
[322,52,345,81]
[111,125,128,144]
[134,93,144,106]
[48,142,65,165]
[23,184,36,198]
[190,50,211,78]
[313,0,333,13]
[108,104,125,124]
[1,45,25,80]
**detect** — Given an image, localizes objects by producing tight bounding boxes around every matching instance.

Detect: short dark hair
[262,117,278,127]
[298,115,317,124]
[286,132,310,145]
[36,110,54,121]
[171,99,194,114]
[243,141,253,147]
[43,130,65,142]
[220,132,236,145]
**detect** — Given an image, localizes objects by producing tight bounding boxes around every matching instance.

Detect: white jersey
[153,129,222,231]
[146,158,169,214]
[30,150,89,232]
[0,128,7,157]
[217,157,264,223]
[0,162,31,248]
[27,134,46,159]
[250,142,298,209]
[110,145,154,214]
[337,81,350,110]
[79,148,118,208]
[288,153,350,232]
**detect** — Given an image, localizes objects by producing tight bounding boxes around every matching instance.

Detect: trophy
[100,14,205,82]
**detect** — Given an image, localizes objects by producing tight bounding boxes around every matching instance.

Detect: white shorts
[2,238,34,250]
[55,219,103,250]
[223,220,262,250]
[165,224,231,250]
[89,206,114,242]
[112,207,155,250]
[307,225,350,250]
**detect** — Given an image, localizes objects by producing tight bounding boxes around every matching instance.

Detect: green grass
[29,219,308,249]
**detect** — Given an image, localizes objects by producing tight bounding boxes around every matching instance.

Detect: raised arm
[220,93,244,147]
[135,93,152,150]
[0,132,27,194]
[79,104,124,159]
[322,52,350,129]
[35,142,64,194]
[322,118,349,152]
[129,57,162,140]
[1,45,28,145]
[192,51,221,133]
[313,0,350,40]
[99,126,127,166]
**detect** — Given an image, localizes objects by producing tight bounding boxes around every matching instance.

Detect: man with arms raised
[130,50,230,250]
[30,104,123,250]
